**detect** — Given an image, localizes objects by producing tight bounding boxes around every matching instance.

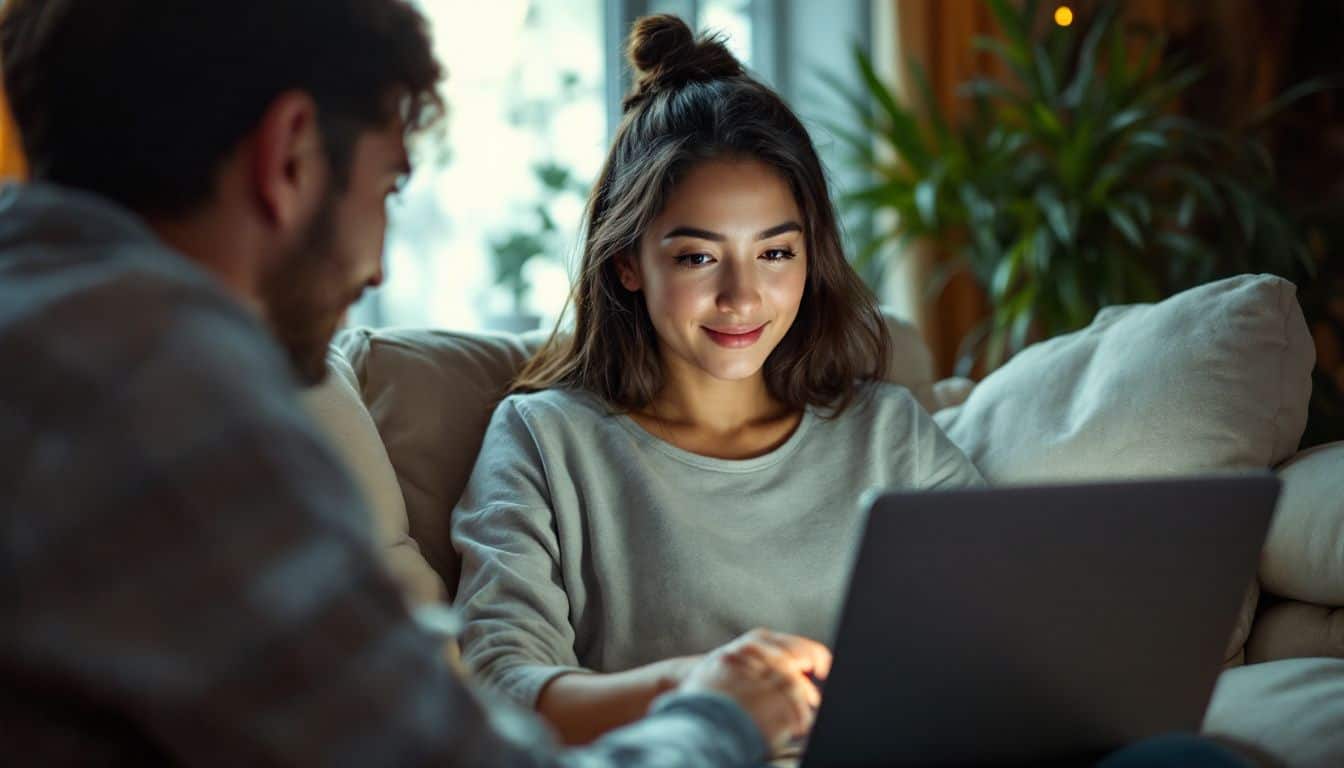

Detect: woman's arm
[537,655,700,744]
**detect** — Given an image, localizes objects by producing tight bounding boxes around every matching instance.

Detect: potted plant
[829,0,1329,373]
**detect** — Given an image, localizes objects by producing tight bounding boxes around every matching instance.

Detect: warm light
[1054,5,1074,26]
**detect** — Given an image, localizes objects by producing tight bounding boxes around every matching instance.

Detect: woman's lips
[702,323,767,348]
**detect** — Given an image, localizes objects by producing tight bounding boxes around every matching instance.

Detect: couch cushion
[336,313,932,598]
[933,274,1314,483]
[1204,657,1344,767]
[1261,441,1344,605]
[334,327,549,596]
[299,348,445,604]
[1245,599,1344,664]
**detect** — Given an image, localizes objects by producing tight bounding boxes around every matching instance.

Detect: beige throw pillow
[300,348,446,605]
[1245,599,1344,664]
[1204,657,1344,767]
[934,274,1314,482]
[1262,441,1344,605]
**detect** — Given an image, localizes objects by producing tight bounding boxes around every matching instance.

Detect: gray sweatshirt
[452,384,986,707]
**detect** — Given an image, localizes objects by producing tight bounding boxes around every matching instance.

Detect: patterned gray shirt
[0,182,765,767]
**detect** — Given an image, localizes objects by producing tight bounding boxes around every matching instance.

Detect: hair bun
[624,15,743,109]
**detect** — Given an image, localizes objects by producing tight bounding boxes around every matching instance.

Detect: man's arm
[9,393,768,766]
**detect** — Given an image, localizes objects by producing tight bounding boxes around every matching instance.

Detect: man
[0,1,825,764]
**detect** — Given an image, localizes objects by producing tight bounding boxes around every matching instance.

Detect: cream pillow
[1245,599,1344,664]
[932,274,1314,663]
[1261,441,1344,605]
[1204,657,1344,767]
[333,328,547,598]
[300,348,446,605]
[934,274,1314,482]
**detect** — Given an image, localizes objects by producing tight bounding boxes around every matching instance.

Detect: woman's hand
[675,628,831,753]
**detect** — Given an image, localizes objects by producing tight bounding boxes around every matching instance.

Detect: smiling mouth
[702,323,768,348]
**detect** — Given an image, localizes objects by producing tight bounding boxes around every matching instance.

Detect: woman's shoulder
[496,387,614,429]
[843,379,926,420]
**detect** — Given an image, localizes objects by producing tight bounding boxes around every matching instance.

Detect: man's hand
[674,628,832,752]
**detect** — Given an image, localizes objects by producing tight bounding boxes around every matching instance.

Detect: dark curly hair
[0,0,444,216]
[514,14,889,415]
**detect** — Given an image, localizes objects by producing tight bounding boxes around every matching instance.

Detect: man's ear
[248,91,328,235]
[615,251,642,291]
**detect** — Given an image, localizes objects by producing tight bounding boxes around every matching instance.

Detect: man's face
[261,120,409,385]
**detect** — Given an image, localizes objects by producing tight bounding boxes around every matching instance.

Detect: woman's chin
[694,353,770,382]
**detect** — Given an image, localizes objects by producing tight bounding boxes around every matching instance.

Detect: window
[350,0,873,332]
[350,0,605,332]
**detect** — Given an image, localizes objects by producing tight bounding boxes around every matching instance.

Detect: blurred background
[1,0,1340,443]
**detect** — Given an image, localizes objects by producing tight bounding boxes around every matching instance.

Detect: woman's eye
[674,253,715,268]
[761,248,796,262]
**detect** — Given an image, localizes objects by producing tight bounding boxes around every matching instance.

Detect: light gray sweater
[452,382,985,707]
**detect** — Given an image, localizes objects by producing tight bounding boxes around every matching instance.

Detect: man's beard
[258,193,354,387]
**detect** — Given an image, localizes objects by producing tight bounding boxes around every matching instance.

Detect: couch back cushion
[336,315,933,597]
[1260,440,1344,605]
[934,274,1314,482]
[300,349,447,604]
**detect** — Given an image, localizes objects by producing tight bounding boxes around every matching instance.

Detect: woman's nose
[716,259,762,316]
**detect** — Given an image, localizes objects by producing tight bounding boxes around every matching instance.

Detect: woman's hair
[513,14,889,414]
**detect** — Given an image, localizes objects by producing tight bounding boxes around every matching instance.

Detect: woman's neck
[650,355,784,432]
[630,354,803,460]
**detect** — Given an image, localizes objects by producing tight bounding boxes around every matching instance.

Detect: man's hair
[513,15,890,415]
[0,0,443,216]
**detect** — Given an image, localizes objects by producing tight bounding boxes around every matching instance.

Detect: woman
[451,14,983,745]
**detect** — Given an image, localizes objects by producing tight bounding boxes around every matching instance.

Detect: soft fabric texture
[333,327,548,596]
[1223,580,1260,668]
[1245,599,1344,664]
[934,274,1314,482]
[334,312,934,598]
[1204,657,1344,767]
[300,349,445,605]
[451,383,984,707]
[1261,441,1344,605]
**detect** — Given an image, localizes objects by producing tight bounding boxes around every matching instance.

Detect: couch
[301,273,1344,766]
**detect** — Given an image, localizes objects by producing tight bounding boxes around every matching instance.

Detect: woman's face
[620,157,808,384]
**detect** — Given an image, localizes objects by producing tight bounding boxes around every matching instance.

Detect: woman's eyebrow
[661,221,802,243]
[662,226,725,242]
[755,221,802,240]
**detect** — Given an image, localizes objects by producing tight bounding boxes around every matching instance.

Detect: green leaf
[971,36,1034,87]
[1033,43,1059,103]
[1030,102,1065,139]
[852,46,932,173]
[992,236,1029,300]
[1245,75,1344,128]
[1061,1,1119,107]
[914,177,939,228]
[1129,130,1169,150]
[1106,205,1144,248]
[1177,191,1198,228]
[1221,179,1259,243]
[985,0,1031,48]
[908,58,952,143]
[1035,187,1074,247]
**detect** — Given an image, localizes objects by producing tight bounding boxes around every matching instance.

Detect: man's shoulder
[0,239,299,447]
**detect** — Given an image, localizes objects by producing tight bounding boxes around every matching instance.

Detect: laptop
[798,474,1280,767]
